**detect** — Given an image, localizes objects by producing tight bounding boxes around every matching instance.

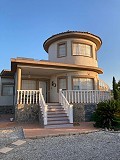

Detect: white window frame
[72,42,92,57]
[72,78,94,90]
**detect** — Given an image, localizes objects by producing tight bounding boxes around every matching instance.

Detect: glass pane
[80,44,85,55]
[3,85,13,95]
[59,78,66,90]
[72,43,92,57]
[85,45,91,56]
[87,79,93,90]
[58,44,66,57]
[22,80,36,90]
[73,78,93,90]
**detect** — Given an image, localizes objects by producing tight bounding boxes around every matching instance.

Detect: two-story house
[0,31,110,128]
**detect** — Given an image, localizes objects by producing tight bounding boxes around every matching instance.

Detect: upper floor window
[72,42,92,57]
[2,84,14,96]
[57,42,67,57]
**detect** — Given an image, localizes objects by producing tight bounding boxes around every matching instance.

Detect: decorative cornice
[11,58,103,74]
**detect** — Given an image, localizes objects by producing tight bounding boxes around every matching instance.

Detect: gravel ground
[0,127,24,149]
[0,131,120,160]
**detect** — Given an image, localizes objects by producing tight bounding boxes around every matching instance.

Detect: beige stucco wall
[48,38,98,67]
[50,71,99,102]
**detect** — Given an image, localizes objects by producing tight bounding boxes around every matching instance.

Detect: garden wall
[72,103,97,123]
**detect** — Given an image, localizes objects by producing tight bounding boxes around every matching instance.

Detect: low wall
[15,104,43,126]
[72,103,97,123]
[0,105,14,114]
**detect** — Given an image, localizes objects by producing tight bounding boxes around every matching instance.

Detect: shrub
[93,100,120,129]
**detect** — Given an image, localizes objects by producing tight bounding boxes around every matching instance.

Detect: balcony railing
[61,90,111,104]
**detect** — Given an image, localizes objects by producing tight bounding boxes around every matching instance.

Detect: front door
[39,81,47,102]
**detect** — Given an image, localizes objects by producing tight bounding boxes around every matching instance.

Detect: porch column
[17,67,22,90]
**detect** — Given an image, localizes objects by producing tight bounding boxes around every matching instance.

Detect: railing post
[39,88,47,126]
[69,104,73,123]
[17,90,19,104]
[59,89,62,103]
[44,105,47,125]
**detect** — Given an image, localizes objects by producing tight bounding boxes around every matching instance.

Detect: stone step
[47,103,61,106]
[47,114,68,117]
[47,106,63,109]
[47,117,69,121]
[46,102,72,128]
[47,111,66,114]
[47,108,65,112]
[45,123,73,128]
[47,120,69,125]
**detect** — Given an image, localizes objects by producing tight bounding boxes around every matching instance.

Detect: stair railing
[39,88,48,125]
[59,89,73,123]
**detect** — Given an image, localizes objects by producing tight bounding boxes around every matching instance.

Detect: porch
[16,89,111,128]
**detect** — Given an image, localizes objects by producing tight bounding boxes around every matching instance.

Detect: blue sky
[0,0,120,88]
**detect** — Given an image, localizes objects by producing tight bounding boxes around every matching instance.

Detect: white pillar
[17,67,21,90]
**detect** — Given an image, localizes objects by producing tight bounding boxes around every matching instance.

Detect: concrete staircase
[45,103,73,128]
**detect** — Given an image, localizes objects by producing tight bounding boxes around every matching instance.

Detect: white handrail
[62,90,111,104]
[39,88,47,125]
[59,89,73,123]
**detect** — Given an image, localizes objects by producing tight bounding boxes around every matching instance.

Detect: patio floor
[0,119,100,139]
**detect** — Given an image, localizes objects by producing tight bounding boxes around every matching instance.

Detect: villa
[0,31,110,128]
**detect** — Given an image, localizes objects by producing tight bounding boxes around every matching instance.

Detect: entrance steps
[45,103,73,128]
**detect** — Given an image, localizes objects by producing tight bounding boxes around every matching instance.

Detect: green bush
[93,100,120,129]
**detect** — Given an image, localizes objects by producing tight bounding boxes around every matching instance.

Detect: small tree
[113,76,118,100]
[112,77,120,100]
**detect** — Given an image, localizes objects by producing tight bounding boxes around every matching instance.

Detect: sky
[0,0,120,88]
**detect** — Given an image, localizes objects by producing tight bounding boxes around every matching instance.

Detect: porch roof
[11,58,103,75]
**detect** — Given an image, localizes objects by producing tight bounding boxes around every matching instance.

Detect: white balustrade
[61,90,111,104]
[59,89,73,123]
[17,89,47,125]
[17,90,39,104]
